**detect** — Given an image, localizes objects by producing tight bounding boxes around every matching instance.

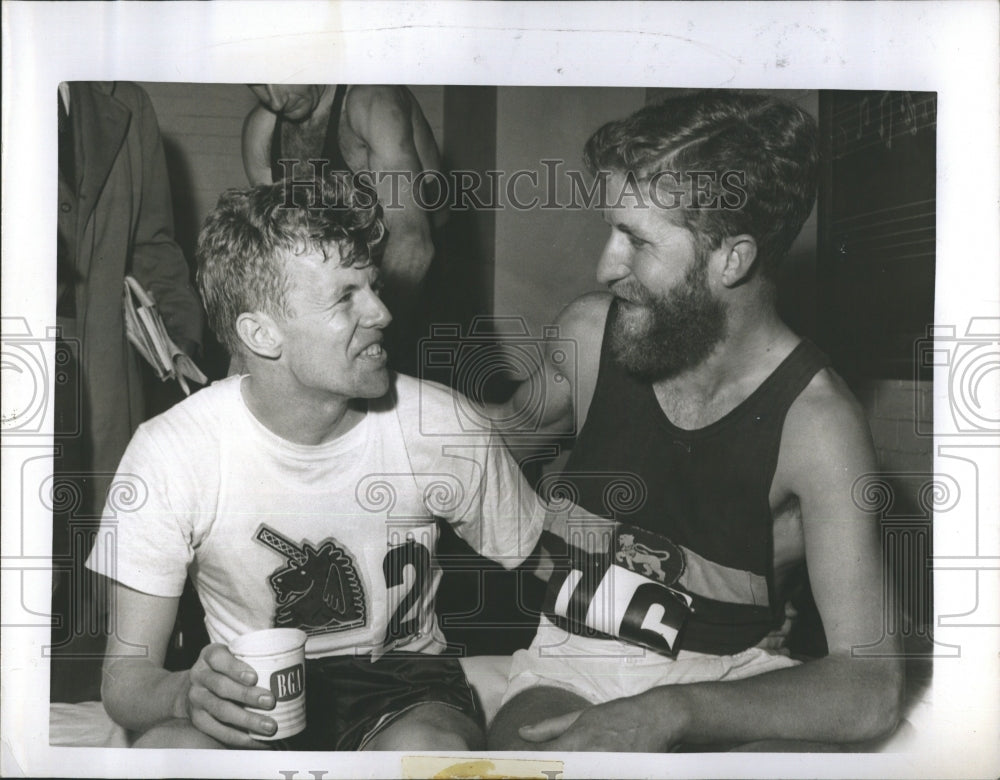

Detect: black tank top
[270,84,350,181]
[559,301,830,655]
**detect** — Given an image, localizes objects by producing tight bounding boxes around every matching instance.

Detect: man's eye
[627,235,646,249]
[337,292,353,305]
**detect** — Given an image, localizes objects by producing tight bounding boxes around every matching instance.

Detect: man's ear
[235,312,283,359]
[719,236,758,288]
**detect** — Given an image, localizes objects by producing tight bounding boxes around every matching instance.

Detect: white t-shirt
[86,373,544,659]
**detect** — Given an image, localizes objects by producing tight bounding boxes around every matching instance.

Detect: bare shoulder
[787,366,871,444]
[556,291,613,343]
[777,363,877,508]
[554,291,613,380]
[346,84,410,105]
[344,85,411,126]
[243,102,277,136]
[242,104,276,139]
[242,104,277,184]
[555,292,614,428]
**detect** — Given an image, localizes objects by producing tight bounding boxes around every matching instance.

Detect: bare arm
[100,582,187,732]
[671,379,901,745]
[102,581,278,746]
[520,373,904,750]
[242,104,277,185]
[347,86,434,292]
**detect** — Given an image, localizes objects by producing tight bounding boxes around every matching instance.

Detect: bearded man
[487,92,903,752]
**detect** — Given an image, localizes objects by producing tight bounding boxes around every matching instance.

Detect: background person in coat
[52,80,204,701]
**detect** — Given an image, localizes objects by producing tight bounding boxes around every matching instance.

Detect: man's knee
[487,686,591,751]
[130,718,225,749]
[364,703,484,751]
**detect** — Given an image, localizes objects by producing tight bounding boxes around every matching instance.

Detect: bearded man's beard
[607,257,727,382]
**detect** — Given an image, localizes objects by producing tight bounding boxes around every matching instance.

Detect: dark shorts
[276,653,480,751]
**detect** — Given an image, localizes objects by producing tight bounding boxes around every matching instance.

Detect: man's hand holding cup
[181,639,286,748]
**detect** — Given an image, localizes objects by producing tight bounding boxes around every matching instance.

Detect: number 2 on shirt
[381,538,432,648]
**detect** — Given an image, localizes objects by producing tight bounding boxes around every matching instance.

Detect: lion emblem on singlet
[254,525,366,634]
[616,532,678,583]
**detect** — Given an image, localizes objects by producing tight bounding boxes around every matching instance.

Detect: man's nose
[361,288,393,329]
[595,232,631,287]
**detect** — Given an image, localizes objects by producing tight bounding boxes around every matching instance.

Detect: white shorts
[502,616,801,707]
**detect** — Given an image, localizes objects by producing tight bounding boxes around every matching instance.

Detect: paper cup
[230,628,307,740]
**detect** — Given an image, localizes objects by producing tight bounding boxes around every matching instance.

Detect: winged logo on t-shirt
[254,525,366,634]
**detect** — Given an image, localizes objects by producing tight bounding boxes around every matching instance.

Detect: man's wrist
[171,670,193,721]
